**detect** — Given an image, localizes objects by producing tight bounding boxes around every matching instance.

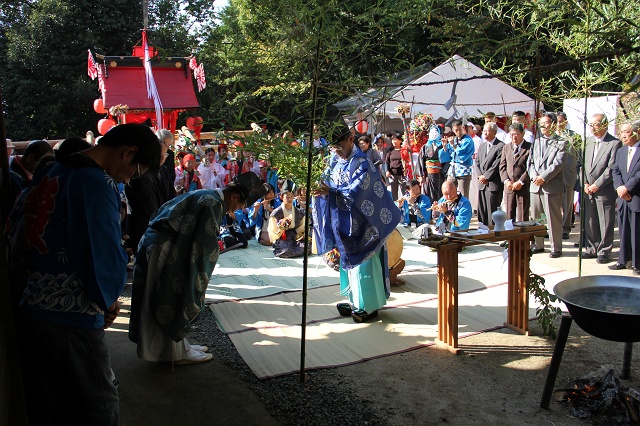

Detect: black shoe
[499,241,508,247]
[562,233,570,240]
[596,256,611,264]
[351,310,378,323]
[549,251,562,258]
[574,242,580,248]
[531,247,545,254]
[609,263,626,271]
[634,268,640,276]
[336,303,353,317]
[544,233,549,238]
[581,252,597,259]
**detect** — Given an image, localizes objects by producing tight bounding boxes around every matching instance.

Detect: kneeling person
[268,189,309,258]
[434,180,472,232]
[398,179,432,227]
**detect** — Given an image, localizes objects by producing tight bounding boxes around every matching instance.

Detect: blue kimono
[434,193,472,231]
[248,197,281,240]
[131,190,224,361]
[400,193,432,226]
[313,145,401,312]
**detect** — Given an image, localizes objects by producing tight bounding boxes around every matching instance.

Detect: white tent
[381,55,540,121]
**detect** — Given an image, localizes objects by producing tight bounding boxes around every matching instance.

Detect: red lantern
[97,118,116,135]
[186,116,204,141]
[355,120,368,134]
[93,98,107,114]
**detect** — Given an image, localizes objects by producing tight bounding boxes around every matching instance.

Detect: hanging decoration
[93,98,107,114]
[186,116,204,142]
[87,49,98,80]
[142,30,163,129]
[97,118,116,135]
[189,56,207,92]
[355,120,369,134]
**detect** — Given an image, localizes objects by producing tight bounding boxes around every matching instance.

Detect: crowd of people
[367,110,639,273]
[4,107,640,425]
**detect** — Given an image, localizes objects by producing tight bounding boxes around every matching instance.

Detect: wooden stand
[434,227,547,353]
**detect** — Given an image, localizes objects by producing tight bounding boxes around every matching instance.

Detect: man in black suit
[475,122,505,226]
[581,114,621,264]
[499,123,531,222]
[610,120,640,274]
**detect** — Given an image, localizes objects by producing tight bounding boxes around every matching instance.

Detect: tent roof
[345,55,539,121]
[333,63,433,113]
[100,56,199,110]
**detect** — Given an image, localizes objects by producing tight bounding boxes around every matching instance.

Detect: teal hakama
[313,145,401,313]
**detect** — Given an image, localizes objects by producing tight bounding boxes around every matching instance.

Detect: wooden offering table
[434,226,547,354]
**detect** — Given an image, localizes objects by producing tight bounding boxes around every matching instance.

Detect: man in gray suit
[528,112,567,258]
[500,123,531,222]
[610,120,640,274]
[476,122,505,226]
[558,120,579,240]
[582,113,621,264]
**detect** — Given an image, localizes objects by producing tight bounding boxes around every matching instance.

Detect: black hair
[54,136,92,163]
[407,179,419,188]
[98,124,161,174]
[358,135,371,145]
[512,110,526,118]
[542,112,558,123]
[265,183,275,194]
[23,140,54,161]
[451,119,464,127]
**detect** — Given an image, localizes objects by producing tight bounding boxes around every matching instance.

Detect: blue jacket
[434,194,472,231]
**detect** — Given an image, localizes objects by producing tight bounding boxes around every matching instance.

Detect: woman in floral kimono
[268,189,308,258]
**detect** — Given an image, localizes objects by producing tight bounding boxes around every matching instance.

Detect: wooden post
[505,235,531,334]
[436,243,462,354]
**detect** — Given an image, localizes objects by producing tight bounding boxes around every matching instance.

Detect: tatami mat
[207,240,575,379]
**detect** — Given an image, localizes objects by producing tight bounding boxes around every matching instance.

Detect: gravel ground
[189,306,386,425]
[183,305,640,426]
[117,220,640,425]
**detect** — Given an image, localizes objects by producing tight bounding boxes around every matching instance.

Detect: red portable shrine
[88,30,202,135]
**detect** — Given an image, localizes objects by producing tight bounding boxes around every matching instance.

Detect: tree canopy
[1,0,640,140]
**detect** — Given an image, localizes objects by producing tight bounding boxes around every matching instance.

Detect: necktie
[592,139,601,165]
[628,147,634,172]
[540,138,547,158]
[513,146,519,157]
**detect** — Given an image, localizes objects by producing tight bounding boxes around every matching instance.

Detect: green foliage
[528,271,562,340]
[2,0,640,141]
[228,129,327,189]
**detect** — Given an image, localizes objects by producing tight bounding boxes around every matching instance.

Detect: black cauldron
[554,275,640,342]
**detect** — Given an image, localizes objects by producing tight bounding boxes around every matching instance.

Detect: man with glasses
[528,112,567,258]
[581,114,621,264]
[11,124,161,425]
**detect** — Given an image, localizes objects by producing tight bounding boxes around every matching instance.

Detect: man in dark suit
[581,114,621,264]
[528,112,567,258]
[475,122,505,226]
[499,123,531,222]
[610,120,640,274]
